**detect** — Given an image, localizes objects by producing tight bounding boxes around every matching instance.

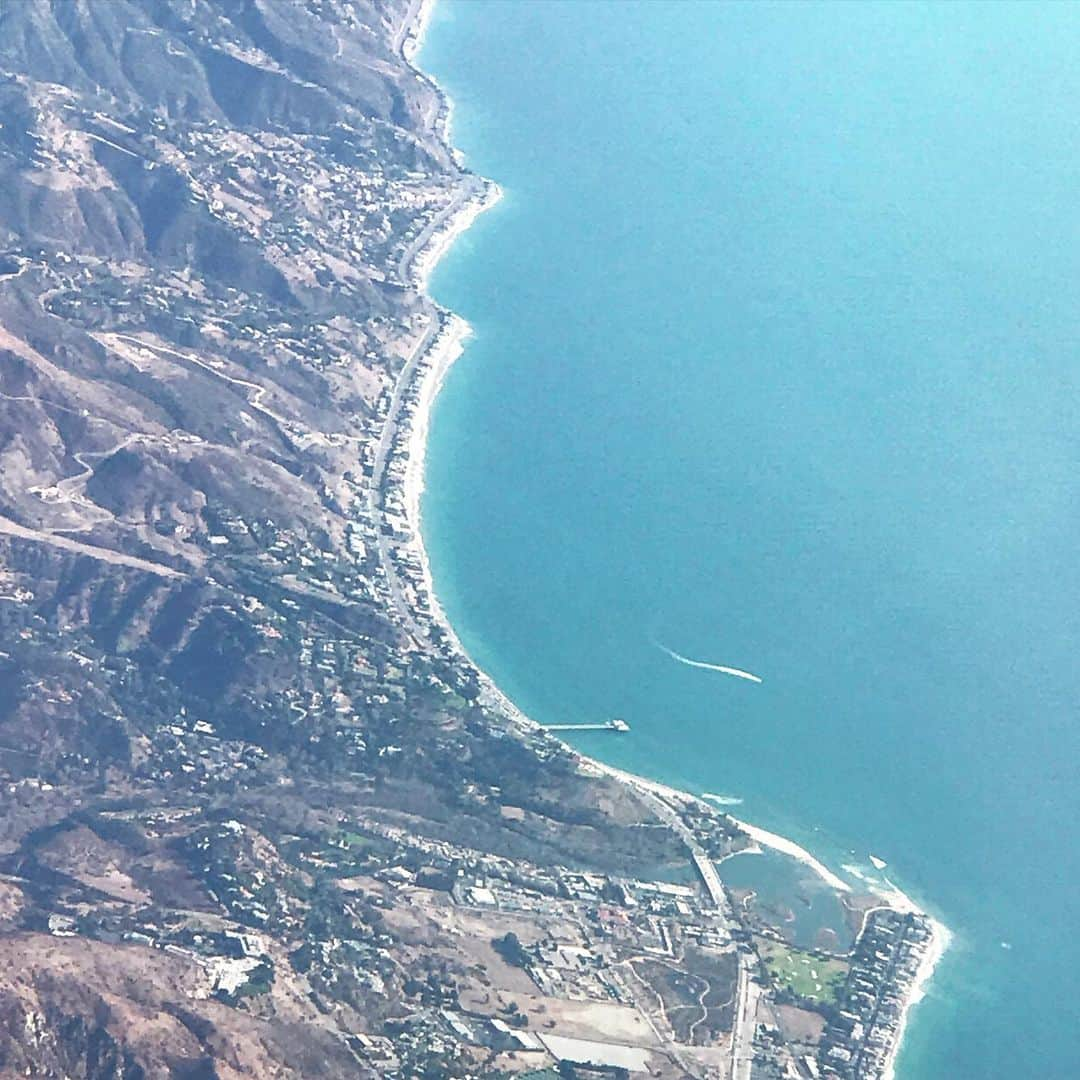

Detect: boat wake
[654,640,763,683]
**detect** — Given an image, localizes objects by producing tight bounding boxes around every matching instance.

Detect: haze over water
[419,3,1080,1076]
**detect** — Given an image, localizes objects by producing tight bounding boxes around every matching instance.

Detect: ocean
[418,2,1080,1076]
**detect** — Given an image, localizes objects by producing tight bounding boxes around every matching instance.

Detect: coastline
[392,2,948,1075]
[728,816,852,894]
[882,912,951,1080]
[409,180,502,294]
[399,0,435,63]
[401,314,469,533]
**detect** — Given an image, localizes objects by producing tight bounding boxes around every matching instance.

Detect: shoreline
[399,0,436,64]
[882,913,950,1080]
[728,816,852,894]
[410,179,503,294]
[393,3,948,1074]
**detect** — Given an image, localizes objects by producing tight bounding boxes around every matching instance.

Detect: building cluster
[817,909,933,1078]
[161,117,461,291]
[56,896,276,1001]
[0,61,945,1080]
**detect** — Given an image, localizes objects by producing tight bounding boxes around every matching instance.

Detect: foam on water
[702,793,744,806]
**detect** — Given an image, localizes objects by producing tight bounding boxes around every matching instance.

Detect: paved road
[364,309,441,642]
[395,176,484,286]
[392,0,424,55]
[731,953,762,1080]
[692,849,728,911]
[368,312,439,498]
[364,179,487,639]
[371,177,483,497]
[374,532,427,641]
[631,784,732,915]
[618,781,759,1079]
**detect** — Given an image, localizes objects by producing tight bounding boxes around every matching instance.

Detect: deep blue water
[419,3,1080,1076]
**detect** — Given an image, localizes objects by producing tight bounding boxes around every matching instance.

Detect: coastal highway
[395,175,486,287]
[730,952,762,1080]
[365,180,488,641]
[364,304,439,644]
[630,784,732,914]
[370,176,486,496]
[375,534,426,642]
[367,309,440,515]
[392,0,424,54]
[692,850,728,912]
[619,779,764,1078]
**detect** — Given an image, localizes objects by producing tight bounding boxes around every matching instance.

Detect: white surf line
[703,793,744,806]
[655,641,763,683]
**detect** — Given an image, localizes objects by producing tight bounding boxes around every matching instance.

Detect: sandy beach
[882,914,951,1080]
[398,267,949,1079]
[389,28,518,730]
[399,312,474,652]
[728,816,852,893]
[410,181,502,293]
[395,5,949,1074]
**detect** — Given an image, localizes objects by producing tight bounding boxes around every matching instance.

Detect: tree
[491,931,529,968]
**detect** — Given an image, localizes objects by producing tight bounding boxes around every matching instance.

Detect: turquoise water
[419,3,1080,1076]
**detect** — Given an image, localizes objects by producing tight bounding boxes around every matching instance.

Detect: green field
[755,938,848,1007]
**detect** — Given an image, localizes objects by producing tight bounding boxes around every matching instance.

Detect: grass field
[755,937,847,1007]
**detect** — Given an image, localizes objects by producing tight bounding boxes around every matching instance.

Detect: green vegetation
[755,937,847,1008]
[235,962,274,998]
[341,831,377,851]
[491,931,530,968]
[440,689,468,711]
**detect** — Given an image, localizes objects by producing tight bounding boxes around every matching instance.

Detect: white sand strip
[411,182,503,292]
[882,912,952,1080]
[728,817,851,893]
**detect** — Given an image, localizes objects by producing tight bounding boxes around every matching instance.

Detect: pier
[541,718,630,733]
